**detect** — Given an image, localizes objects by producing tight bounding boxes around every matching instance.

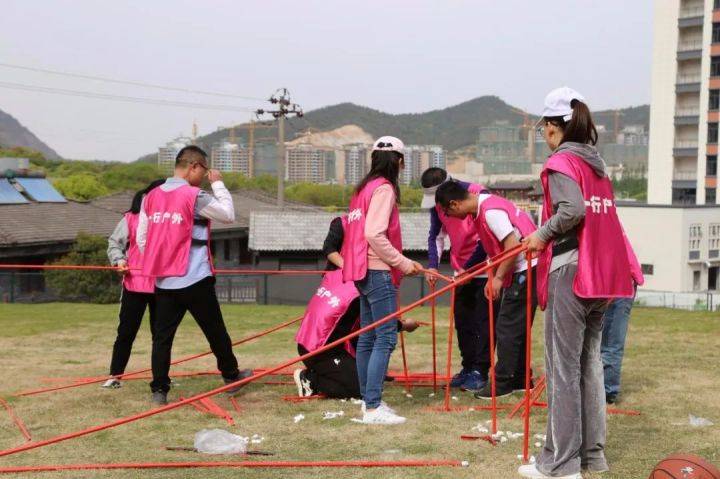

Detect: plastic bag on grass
[688,414,714,427]
[194,428,248,454]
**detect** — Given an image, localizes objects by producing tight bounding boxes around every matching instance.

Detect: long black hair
[355,150,403,202]
[127,179,166,214]
[544,99,598,146]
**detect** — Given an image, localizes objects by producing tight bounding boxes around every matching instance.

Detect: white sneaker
[361,405,406,425]
[101,378,121,389]
[360,401,396,414]
[518,464,581,479]
[292,369,313,397]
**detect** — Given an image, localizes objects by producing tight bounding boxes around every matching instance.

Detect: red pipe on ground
[0,459,467,474]
[0,246,525,459]
[15,315,303,397]
[0,398,31,442]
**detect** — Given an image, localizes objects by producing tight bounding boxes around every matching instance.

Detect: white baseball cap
[541,87,586,122]
[421,175,451,209]
[372,136,405,153]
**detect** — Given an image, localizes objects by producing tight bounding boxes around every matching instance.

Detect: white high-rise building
[648,0,718,205]
[342,143,370,186]
[211,141,250,176]
[157,137,191,173]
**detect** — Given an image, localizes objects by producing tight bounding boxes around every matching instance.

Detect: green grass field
[0,303,718,478]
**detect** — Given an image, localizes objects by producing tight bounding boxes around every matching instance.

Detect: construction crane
[216,120,274,177]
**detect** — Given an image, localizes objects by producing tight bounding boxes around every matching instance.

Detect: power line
[0,81,258,113]
[0,62,267,102]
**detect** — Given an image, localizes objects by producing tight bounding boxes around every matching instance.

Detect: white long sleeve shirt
[137,177,235,289]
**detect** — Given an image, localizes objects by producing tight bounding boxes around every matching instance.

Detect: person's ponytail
[561,100,598,145]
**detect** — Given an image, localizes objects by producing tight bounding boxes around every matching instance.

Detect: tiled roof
[0,187,318,248]
[249,211,443,252]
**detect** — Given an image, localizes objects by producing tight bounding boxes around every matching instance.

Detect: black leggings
[109,288,156,376]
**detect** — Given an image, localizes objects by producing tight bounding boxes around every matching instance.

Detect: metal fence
[2,271,719,312]
[635,290,720,312]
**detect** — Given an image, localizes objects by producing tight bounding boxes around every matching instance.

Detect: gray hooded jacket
[537,142,607,270]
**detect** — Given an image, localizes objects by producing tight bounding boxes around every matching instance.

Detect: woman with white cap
[341,136,422,425]
[521,88,643,479]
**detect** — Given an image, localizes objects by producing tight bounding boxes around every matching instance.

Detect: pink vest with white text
[123,212,155,293]
[435,183,485,271]
[474,195,537,286]
[341,177,404,286]
[295,269,360,356]
[141,184,205,278]
[536,151,643,310]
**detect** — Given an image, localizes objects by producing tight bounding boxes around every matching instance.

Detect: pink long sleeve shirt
[364,184,414,274]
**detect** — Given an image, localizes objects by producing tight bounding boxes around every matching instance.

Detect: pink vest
[141,184,208,278]
[474,195,537,286]
[295,269,360,357]
[123,212,155,293]
[435,183,484,271]
[341,177,404,286]
[536,151,643,309]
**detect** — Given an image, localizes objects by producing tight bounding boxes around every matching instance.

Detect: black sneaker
[474,379,515,399]
[151,391,168,405]
[512,378,535,393]
[606,393,617,405]
[224,369,254,396]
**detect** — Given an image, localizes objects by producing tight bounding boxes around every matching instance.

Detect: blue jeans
[601,296,635,396]
[355,270,398,410]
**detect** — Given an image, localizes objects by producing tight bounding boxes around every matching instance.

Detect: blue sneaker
[450,368,470,388]
[460,370,486,392]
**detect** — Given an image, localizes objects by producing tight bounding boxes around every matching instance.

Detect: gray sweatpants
[536,263,609,477]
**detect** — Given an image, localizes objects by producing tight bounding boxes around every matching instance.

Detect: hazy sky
[0,0,653,162]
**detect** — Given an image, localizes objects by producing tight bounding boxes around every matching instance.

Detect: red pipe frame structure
[1,244,644,470]
[0,246,526,460]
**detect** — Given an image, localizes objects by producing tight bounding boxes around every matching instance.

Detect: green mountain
[137,96,649,162]
[0,108,61,160]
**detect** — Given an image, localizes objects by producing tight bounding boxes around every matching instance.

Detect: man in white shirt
[137,146,251,405]
[435,181,539,399]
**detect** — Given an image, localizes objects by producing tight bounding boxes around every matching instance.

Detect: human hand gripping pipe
[0,245,526,459]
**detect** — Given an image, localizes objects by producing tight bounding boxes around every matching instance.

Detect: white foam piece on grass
[451,396,459,401]
[405,393,413,398]
[461,460,470,467]
[428,393,435,398]
[350,398,363,405]
[535,442,542,448]
[293,414,305,424]
[689,414,714,427]
[322,411,345,420]
[534,434,547,441]
[500,436,508,443]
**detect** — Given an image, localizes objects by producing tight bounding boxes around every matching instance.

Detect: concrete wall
[618,203,720,292]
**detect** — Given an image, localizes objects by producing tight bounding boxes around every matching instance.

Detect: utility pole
[256,88,303,207]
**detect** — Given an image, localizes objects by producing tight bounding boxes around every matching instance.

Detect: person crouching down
[294,216,418,399]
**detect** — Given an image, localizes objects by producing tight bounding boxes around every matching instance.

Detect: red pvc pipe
[229,396,242,413]
[487,268,498,435]
[399,331,411,393]
[214,269,329,275]
[430,283,438,393]
[0,264,123,271]
[522,250,533,463]
[442,288,456,411]
[0,398,31,442]
[0,460,466,474]
[507,375,545,419]
[0,245,526,459]
[16,315,303,397]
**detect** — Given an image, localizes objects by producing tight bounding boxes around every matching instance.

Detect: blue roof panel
[0,179,29,204]
[15,178,66,203]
